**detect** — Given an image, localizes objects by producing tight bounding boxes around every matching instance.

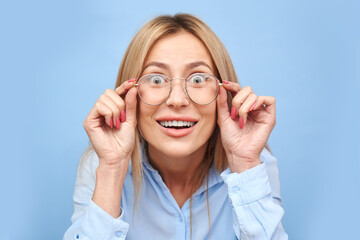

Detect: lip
[156,116,198,138]
[156,116,198,122]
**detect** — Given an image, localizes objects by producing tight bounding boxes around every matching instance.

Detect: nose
[165,79,190,108]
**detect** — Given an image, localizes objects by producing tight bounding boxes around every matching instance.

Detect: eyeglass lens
[137,73,219,105]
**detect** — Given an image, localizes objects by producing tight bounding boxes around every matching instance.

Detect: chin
[147,139,207,159]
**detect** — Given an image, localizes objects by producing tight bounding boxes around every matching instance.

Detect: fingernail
[249,103,256,111]
[120,110,126,123]
[128,78,136,83]
[223,80,230,84]
[116,117,121,129]
[239,117,244,129]
[110,118,113,128]
[231,107,237,120]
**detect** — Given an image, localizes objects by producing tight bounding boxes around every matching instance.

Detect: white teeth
[159,120,196,128]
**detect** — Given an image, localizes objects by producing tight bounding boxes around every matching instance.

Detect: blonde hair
[81,13,271,238]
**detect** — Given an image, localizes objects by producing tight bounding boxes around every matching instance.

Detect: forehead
[145,31,214,68]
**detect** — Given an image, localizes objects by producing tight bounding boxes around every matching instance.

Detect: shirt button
[178,215,183,222]
[74,234,80,239]
[231,186,240,193]
[115,231,123,238]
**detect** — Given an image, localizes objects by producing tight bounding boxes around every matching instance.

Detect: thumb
[124,87,138,124]
[217,85,230,124]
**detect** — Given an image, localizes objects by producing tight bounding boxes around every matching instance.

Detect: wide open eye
[188,74,206,84]
[186,73,218,104]
[147,74,167,85]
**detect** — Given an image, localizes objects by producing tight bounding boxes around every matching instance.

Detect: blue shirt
[64,147,288,240]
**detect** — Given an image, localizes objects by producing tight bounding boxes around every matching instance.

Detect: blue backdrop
[1,0,359,239]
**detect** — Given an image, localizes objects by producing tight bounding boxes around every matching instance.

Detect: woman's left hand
[217,81,276,173]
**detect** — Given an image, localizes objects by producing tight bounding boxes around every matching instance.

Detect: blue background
[1,0,359,239]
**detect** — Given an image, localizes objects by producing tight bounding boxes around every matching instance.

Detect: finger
[87,101,113,129]
[99,94,121,129]
[104,89,125,122]
[216,84,230,125]
[238,93,257,128]
[230,86,254,120]
[222,81,241,97]
[124,87,138,126]
[115,78,136,97]
[252,96,276,117]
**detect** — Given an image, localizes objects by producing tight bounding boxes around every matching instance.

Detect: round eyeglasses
[134,73,223,106]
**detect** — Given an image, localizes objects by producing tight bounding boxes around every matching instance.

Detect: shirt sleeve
[220,148,288,240]
[63,148,129,240]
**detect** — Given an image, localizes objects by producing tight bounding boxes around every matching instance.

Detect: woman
[64,14,288,240]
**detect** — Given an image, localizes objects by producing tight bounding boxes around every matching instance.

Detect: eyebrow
[143,61,213,72]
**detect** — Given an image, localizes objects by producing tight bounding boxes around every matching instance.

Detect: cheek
[201,104,217,132]
[208,102,217,121]
[138,103,157,140]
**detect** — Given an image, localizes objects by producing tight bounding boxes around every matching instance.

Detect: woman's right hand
[83,79,138,168]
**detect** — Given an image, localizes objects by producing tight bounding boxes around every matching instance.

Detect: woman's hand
[216,81,276,173]
[83,79,138,168]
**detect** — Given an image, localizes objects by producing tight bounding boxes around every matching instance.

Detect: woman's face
[138,31,217,158]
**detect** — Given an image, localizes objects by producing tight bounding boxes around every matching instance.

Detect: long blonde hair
[80,13,270,238]
[115,14,238,196]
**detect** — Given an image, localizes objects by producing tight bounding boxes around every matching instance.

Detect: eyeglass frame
[134,72,223,106]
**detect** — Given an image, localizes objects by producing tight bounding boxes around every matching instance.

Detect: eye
[147,74,166,85]
[188,74,206,84]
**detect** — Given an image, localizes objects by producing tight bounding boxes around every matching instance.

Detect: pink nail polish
[116,117,121,129]
[249,103,256,111]
[120,110,126,123]
[231,107,237,120]
[239,117,244,129]
[223,80,229,84]
[128,78,136,83]
[110,118,113,128]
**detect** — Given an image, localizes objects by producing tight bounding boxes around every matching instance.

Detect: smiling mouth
[157,120,197,129]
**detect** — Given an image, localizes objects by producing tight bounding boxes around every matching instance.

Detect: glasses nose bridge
[170,77,187,95]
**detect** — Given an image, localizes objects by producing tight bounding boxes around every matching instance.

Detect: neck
[147,143,207,207]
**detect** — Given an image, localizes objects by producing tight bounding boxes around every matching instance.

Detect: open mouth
[157,120,197,129]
